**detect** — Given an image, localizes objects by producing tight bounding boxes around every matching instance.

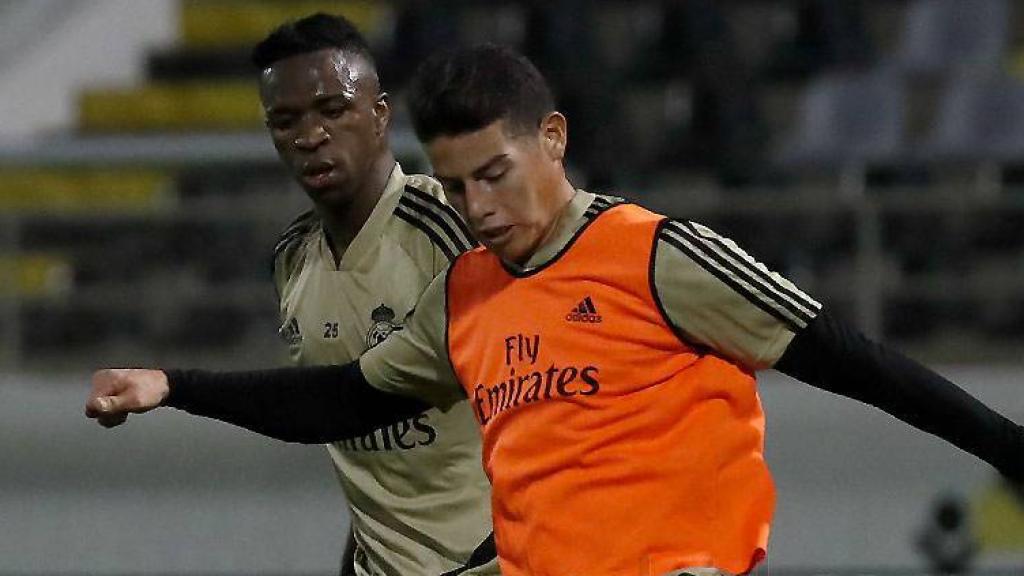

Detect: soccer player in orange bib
[86,45,1024,576]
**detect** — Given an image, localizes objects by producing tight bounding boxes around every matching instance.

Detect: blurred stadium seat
[776,69,907,170]
[920,73,1024,164]
[893,0,1009,76]
[0,253,72,299]
[0,168,172,212]
[179,0,391,49]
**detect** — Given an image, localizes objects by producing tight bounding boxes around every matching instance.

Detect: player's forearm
[163,362,430,443]
[775,309,1024,481]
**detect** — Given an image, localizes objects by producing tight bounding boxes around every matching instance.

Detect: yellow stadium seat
[0,254,73,299]
[0,169,173,213]
[181,0,391,49]
[79,82,261,132]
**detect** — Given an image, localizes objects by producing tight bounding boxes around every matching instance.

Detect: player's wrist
[160,369,187,408]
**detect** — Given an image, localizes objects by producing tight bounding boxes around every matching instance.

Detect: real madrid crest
[366,304,402,348]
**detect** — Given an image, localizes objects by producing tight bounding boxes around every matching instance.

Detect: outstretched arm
[775,309,1024,482]
[86,271,463,444]
[84,362,430,443]
[649,219,1022,481]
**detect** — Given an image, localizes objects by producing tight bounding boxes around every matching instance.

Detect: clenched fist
[84,369,170,428]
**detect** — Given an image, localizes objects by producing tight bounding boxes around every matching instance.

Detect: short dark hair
[251,12,375,70]
[407,44,555,143]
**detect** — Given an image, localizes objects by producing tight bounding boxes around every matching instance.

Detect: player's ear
[373,92,391,136]
[539,112,567,161]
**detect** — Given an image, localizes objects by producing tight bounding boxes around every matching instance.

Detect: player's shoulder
[584,192,636,221]
[656,218,733,250]
[654,216,821,329]
[655,218,736,266]
[402,172,447,202]
[272,209,320,276]
[391,173,477,263]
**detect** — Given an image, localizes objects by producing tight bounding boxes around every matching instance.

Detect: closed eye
[482,169,507,183]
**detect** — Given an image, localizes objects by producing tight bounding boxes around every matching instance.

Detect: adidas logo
[278,317,303,345]
[565,296,602,323]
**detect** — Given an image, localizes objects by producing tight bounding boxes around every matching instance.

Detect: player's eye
[322,106,348,119]
[267,115,296,131]
[482,169,507,184]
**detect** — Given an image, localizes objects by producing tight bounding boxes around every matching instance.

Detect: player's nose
[462,182,495,223]
[293,119,329,151]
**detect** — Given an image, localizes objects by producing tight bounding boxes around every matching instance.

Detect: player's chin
[488,239,531,265]
[303,180,351,206]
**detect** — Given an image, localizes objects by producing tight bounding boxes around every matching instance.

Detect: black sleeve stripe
[679,220,821,314]
[666,221,819,319]
[671,220,821,317]
[399,193,473,251]
[395,205,459,262]
[595,193,626,204]
[273,209,317,260]
[272,210,317,282]
[398,196,472,256]
[664,222,816,325]
[588,196,613,210]
[403,185,477,247]
[583,194,623,219]
[400,194,475,253]
[649,219,713,353]
[660,228,808,331]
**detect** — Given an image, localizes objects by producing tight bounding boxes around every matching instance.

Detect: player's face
[259,48,389,209]
[428,115,569,265]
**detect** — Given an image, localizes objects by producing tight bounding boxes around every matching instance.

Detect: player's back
[273,164,496,575]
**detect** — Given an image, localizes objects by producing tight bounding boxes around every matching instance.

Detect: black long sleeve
[775,309,1024,482]
[163,361,431,444]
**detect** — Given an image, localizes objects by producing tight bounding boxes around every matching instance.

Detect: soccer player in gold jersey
[93,14,498,576]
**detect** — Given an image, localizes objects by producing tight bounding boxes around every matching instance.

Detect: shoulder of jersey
[393,175,478,262]
[584,193,628,219]
[656,218,821,331]
[272,209,320,274]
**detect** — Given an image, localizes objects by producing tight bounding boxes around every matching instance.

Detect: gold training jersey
[273,164,498,576]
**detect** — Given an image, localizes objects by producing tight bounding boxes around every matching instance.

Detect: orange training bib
[446,204,774,576]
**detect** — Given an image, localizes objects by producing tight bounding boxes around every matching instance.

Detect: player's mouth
[477,225,513,246]
[301,160,337,189]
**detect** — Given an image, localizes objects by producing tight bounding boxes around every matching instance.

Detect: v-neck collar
[502,189,595,274]
[320,162,406,271]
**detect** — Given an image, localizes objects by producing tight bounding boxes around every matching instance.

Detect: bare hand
[84,369,170,428]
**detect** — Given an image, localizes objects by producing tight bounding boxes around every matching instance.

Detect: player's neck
[511,176,578,266]
[320,152,396,266]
